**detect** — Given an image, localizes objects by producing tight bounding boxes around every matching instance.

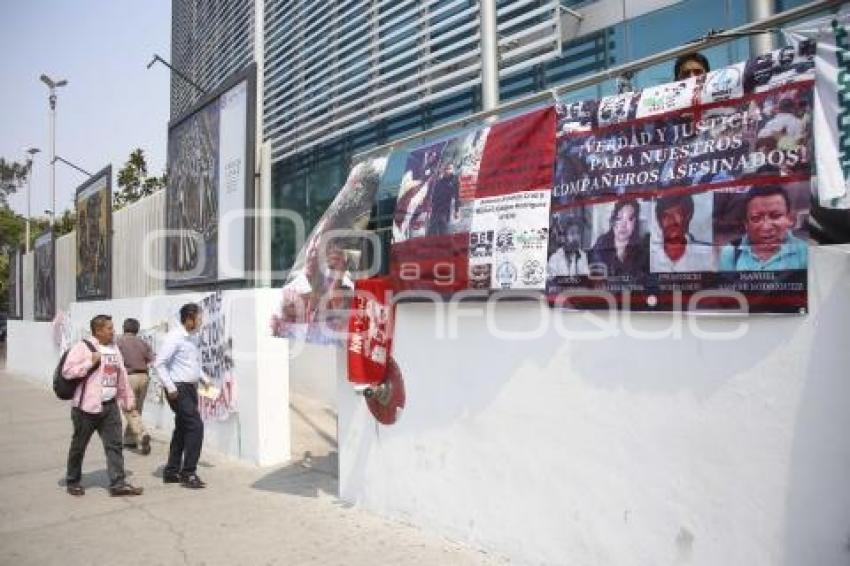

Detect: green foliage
[53,209,76,237]
[114,148,165,209]
[0,158,31,208]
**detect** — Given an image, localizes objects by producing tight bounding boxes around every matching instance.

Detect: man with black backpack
[61,314,143,497]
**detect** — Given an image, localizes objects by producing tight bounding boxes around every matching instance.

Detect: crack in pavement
[122,498,189,566]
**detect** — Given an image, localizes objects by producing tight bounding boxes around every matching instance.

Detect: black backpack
[53,340,101,401]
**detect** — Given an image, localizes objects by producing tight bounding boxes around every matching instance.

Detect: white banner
[785,9,850,209]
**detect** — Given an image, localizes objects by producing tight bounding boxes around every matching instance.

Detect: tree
[0,157,29,314]
[0,158,31,208]
[114,148,166,210]
[53,209,76,237]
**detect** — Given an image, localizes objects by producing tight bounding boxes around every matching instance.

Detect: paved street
[0,370,506,566]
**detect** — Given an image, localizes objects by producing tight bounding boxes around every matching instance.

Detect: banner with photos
[549,43,813,313]
[391,107,556,292]
[389,45,815,313]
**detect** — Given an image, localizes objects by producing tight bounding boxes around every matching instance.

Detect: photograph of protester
[715,184,808,271]
[588,199,650,278]
[650,192,715,273]
[547,210,590,277]
[392,129,486,243]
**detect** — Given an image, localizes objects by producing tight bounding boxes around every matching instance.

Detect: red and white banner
[347,277,395,386]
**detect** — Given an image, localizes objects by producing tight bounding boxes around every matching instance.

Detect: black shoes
[109,483,144,497]
[162,472,182,484]
[181,473,206,489]
[66,483,142,496]
[139,434,151,456]
[163,471,206,488]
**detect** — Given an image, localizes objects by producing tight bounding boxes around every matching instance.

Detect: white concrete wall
[6,289,290,467]
[339,245,850,566]
[7,320,57,383]
[289,342,341,409]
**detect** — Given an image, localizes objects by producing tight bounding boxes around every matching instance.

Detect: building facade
[170,0,819,275]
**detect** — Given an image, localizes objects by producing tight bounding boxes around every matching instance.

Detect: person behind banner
[718,185,807,271]
[427,162,460,235]
[548,215,589,277]
[589,199,649,277]
[674,52,710,80]
[651,194,715,273]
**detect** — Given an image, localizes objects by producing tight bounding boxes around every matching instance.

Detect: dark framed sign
[75,166,112,301]
[33,231,55,321]
[7,247,22,319]
[165,64,256,288]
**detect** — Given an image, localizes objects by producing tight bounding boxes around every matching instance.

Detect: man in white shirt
[650,194,715,273]
[547,216,589,277]
[155,303,208,489]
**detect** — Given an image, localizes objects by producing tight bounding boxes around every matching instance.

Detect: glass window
[307,157,349,229]
[625,0,748,88]
[271,166,307,277]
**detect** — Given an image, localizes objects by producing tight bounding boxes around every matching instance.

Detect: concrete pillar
[480,0,500,111]
[749,0,776,56]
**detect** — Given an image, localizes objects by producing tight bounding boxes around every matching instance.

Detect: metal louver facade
[263,0,563,161]
[170,0,256,119]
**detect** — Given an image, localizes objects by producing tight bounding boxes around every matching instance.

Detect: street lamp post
[39,74,67,228]
[23,147,40,253]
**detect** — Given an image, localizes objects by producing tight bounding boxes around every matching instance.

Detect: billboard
[33,231,55,321]
[7,248,22,319]
[75,166,112,301]
[165,65,256,288]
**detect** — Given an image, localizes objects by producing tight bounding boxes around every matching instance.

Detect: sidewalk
[0,370,506,566]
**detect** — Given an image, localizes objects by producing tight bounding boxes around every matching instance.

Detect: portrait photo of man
[547,214,589,277]
[650,193,715,273]
[718,185,807,271]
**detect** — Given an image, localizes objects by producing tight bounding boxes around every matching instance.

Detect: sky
[0,1,171,218]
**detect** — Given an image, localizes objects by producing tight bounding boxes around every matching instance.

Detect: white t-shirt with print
[98,344,121,402]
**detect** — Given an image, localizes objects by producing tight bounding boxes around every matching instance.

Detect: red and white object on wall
[346,276,405,425]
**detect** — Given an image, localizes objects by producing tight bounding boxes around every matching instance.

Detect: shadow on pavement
[251,451,338,498]
[55,468,136,491]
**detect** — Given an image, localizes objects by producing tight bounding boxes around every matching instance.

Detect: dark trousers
[165,383,204,476]
[66,400,126,488]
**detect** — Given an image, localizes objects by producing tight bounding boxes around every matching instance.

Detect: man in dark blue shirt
[427,163,459,235]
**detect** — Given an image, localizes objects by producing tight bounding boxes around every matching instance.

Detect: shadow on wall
[783,250,850,565]
[378,297,807,434]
